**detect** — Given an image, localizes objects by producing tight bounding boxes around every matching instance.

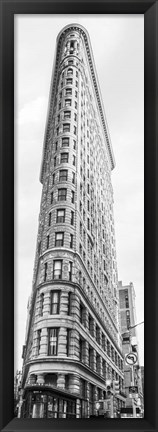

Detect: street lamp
[122,320,144,418]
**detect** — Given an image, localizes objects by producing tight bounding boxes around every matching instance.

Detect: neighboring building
[118,281,143,413]
[20,24,125,419]
[140,366,144,395]
[14,370,22,416]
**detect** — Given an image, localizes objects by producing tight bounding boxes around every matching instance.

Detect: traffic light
[113,380,119,395]
[106,380,113,398]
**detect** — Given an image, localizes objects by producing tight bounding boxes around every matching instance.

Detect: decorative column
[36,374,45,384]
[32,330,40,357]
[28,374,36,385]
[82,308,89,329]
[76,399,81,418]
[60,291,69,315]
[82,341,89,366]
[102,359,106,380]
[43,291,50,316]
[96,327,102,346]
[34,292,42,321]
[58,327,67,357]
[92,349,96,372]
[71,292,80,322]
[93,385,98,416]
[86,382,90,418]
[57,374,65,390]
[39,328,48,356]
[69,374,80,396]
[71,328,80,360]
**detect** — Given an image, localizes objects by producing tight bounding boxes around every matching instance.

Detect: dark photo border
[0,1,158,432]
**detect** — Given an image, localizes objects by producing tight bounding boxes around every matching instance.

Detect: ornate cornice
[40,24,115,183]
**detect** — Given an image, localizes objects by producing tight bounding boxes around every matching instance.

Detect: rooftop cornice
[40,24,115,183]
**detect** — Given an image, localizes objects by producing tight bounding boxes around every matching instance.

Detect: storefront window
[23,391,76,418]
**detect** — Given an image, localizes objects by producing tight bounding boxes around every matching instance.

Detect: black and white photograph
[14,15,144,419]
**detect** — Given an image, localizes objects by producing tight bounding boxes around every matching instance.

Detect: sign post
[125,352,138,418]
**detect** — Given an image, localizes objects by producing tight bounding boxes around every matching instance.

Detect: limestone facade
[21,24,125,418]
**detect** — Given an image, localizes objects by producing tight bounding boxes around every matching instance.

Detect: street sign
[125,352,138,365]
[129,386,138,395]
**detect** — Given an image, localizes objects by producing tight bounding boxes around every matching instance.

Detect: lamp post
[122,321,144,419]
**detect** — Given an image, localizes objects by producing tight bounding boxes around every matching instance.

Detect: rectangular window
[50,291,60,314]
[75,90,77,98]
[56,127,59,136]
[79,338,84,362]
[47,235,50,249]
[66,78,73,85]
[65,88,72,96]
[55,141,58,151]
[58,188,67,201]
[74,126,77,135]
[39,293,44,317]
[65,99,71,107]
[75,101,77,109]
[62,137,69,147]
[71,211,74,225]
[71,191,75,203]
[73,140,76,149]
[44,263,47,281]
[70,41,74,49]
[55,232,64,247]
[52,173,55,185]
[63,123,70,133]
[64,111,71,119]
[56,209,65,223]
[74,113,77,121]
[54,156,57,167]
[87,218,90,230]
[72,172,75,184]
[61,153,69,163]
[37,329,41,355]
[59,169,68,181]
[125,294,129,308]
[67,329,71,356]
[59,102,61,110]
[70,234,73,249]
[69,262,72,281]
[53,260,62,280]
[72,155,76,166]
[48,328,58,356]
[48,212,51,226]
[68,292,72,315]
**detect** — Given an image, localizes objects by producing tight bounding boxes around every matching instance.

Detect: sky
[14,15,144,373]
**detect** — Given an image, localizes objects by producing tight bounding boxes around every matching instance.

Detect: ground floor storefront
[21,386,88,418]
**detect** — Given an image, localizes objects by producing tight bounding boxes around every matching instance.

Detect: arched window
[67,67,73,75]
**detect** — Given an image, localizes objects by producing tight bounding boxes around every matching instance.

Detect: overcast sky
[14,14,144,373]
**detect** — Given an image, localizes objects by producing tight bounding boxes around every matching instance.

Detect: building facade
[118,281,143,414]
[20,24,125,419]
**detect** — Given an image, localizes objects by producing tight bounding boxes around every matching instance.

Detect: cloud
[17,96,47,125]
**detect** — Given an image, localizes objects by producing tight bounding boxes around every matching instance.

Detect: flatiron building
[20,23,125,419]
